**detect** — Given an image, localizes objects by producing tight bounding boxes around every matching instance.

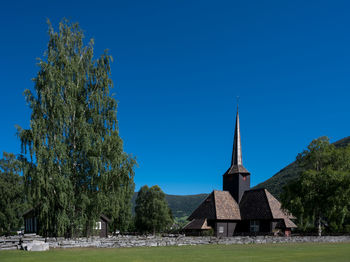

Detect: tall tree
[0,152,28,235]
[135,185,173,234]
[18,19,136,237]
[281,137,350,235]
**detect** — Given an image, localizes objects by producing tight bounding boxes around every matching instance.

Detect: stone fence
[1,234,350,250]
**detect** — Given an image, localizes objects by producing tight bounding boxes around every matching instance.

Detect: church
[183,108,296,237]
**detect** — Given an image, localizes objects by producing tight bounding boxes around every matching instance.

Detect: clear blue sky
[1,0,349,195]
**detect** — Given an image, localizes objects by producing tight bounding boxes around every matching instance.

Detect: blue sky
[1,0,350,195]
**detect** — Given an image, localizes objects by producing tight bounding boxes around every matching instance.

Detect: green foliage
[135,185,173,234]
[17,19,136,237]
[201,228,214,236]
[131,192,208,219]
[281,137,350,235]
[173,215,189,229]
[0,152,28,235]
[254,136,350,198]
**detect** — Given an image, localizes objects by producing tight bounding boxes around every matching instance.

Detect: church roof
[187,188,296,228]
[283,218,297,228]
[188,190,241,221]
[214,191,241,220]
[265,190,294,220]
[239,189,273,220]
[239,188,297,228]
[183,218,212,230]
[224,165,250,175]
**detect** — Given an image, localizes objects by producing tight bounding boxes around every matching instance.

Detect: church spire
[223,104,250,203]
[225,105,249,175]
[232,107,243,166]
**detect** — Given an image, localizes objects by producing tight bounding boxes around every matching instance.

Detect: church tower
[223,107,250,203]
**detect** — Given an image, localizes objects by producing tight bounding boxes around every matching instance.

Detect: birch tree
[18,19,136,237]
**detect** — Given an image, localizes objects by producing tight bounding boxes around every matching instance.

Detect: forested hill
[253,136,350,198]
[132,193,208,219]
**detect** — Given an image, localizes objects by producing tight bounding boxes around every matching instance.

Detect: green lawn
[1,243,350,262]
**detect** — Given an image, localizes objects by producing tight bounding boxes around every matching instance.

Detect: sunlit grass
[1,242,350,262]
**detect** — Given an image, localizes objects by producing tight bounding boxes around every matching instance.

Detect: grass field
[1,243,350,262]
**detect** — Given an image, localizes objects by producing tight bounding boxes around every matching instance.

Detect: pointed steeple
[226,106,249,175]
[232,107,243,166]
[223,104,250,203]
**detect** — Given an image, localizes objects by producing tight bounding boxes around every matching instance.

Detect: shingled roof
[188,190,241,221]
[214,191,241,220]
[183,218,212,230]
[264,190,295,220]
[224,165,250,175]
[239,189,273,220]
[239,188,297,228]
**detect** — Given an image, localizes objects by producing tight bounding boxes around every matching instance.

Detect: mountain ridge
[253,136,350,197]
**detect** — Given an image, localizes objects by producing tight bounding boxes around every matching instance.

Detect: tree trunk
[318,216,322,236]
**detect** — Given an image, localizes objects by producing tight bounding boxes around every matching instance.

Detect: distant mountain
[132,192,208,219]
[254,136,350,198]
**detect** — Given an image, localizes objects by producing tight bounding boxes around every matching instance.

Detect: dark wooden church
[184,109,296,237]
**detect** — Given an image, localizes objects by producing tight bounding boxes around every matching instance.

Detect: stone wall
[1,234,350,250]
[0,234,45,250]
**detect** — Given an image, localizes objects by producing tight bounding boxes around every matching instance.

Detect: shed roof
[100,214,111,223]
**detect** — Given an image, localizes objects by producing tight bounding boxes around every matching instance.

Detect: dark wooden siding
[24,210,39,234]
[215,222,227,237]
[223,173,250,204]
[227,222,236,236]
[99,219,108,238]
[215,221,237,237]
[235,219,272,234]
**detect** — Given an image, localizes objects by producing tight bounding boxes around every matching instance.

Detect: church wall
[235,220,250,233]
[223,173,250,203]
[215,221,237,237]
[235,220,273,234]
[271,221,278,231]
[223,175,236,201]
[227,222,236,236]
[259,220,271,232]
[238,174,250,202]
[215,222,227,237]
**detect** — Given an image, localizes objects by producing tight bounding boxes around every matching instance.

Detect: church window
[219,226,224,233]
[250,220,260,232]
